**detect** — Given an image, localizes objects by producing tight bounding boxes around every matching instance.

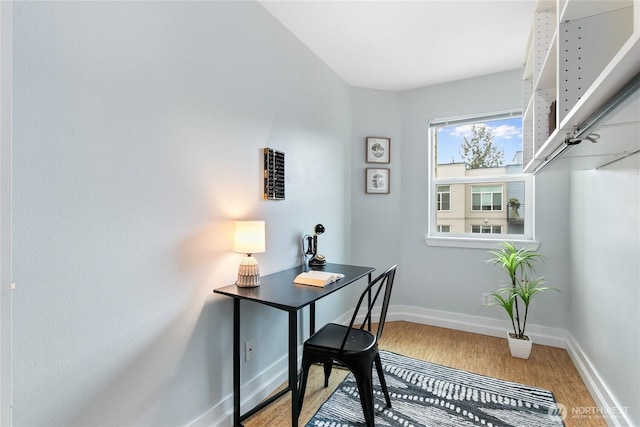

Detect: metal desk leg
[367,272,372,331]
[310,302,315,335]
[233,298,242,427]
[289,310,299,427]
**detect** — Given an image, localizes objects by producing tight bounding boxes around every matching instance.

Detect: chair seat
[306,323,376,354]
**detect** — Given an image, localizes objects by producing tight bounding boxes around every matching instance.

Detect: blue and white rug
[307,350,564,427]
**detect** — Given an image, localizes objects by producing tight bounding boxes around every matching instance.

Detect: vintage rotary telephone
[302,224,326,267]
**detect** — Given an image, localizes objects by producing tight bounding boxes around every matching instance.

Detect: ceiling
[259,0,537,92]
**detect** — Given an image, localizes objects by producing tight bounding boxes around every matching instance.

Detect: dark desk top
[214,263,375,311]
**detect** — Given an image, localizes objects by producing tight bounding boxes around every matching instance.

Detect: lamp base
[236,255,260,287]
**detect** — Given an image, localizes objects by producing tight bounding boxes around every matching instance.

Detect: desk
[214,263,374,427]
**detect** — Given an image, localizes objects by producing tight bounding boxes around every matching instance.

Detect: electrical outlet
[245,338,255,362]
[482,293,492,306]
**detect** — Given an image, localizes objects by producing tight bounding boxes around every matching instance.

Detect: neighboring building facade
[436,154,524,235]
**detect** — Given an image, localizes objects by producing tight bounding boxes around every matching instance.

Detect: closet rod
[568,71,640,144]
[534,71,640,173]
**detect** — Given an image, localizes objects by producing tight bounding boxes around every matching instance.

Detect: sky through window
[436,117,523,166]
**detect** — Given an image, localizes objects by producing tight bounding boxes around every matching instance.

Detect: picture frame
[366,137,390,163]
[366,168,390,194]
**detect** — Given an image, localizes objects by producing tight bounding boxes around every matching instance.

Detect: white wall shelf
[522,0,640,173]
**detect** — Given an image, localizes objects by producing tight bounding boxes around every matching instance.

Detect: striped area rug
[307,350,564,427]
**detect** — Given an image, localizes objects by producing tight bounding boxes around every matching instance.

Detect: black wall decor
[263,148,285,200]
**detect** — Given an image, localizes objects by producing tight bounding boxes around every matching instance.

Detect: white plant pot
[507,332,532,359]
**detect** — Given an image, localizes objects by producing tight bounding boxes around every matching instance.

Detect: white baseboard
[385,304,567,348]
[190,305,630,427]
[188,353,291,427]
[565,334,633,427]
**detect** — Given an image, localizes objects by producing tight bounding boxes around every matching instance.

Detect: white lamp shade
[233,221,266,254]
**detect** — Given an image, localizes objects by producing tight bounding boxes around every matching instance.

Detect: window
[471,185,502,211]
[437,185,451,211]
[471,225,502,234]
[427,111,534,247]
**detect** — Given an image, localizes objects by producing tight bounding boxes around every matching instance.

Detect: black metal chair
[298,264,397,426]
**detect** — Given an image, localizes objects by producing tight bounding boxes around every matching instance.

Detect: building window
[471,185,502,211]
[471,225,502,234]
[427,111,534,246]
[437,185,451,211]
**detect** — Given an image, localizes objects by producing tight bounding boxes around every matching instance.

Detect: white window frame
[425,110,538,249]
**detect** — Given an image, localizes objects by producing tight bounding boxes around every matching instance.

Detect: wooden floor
[244,321,606,426]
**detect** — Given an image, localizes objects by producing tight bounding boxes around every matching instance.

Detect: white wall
[0,2,13,425]
[569,160,639,426]
[351,70,572,329]
[10,2,638,426]
[11,2,353,426]
[350,88,403,276]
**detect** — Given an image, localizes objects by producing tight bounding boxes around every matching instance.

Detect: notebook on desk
[293,271,345,287]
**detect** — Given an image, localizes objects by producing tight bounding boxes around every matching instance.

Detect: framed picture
[366,137,390,163]
[366,168,390,194]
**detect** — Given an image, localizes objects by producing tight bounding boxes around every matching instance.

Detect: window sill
[425,234,540,250]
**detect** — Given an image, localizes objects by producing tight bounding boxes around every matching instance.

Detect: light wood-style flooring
[244,321,607,426]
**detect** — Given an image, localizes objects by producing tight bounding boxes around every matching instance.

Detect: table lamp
[233,221,266,287]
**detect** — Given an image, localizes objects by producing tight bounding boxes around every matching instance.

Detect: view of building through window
[431,116,526,236]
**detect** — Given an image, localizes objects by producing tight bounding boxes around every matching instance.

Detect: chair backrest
[339,264,397,352]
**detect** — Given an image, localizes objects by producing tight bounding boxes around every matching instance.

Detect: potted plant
[486,242,556,359]
[508,198,520,219]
